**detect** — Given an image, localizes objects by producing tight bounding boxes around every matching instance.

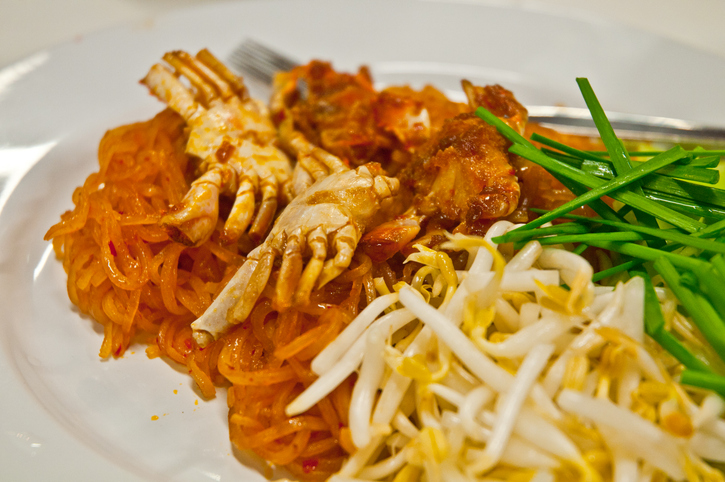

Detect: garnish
[476,78,725,390]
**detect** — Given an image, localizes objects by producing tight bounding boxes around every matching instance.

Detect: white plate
[2,0,725,480]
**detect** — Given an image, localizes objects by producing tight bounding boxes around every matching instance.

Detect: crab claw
[191,164,400,345]
[142,49,293,246]
[156,166,220,245]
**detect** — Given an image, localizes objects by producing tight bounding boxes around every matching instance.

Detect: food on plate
[44,108,244,359]
[45,49,725,481]
[142,49,294,246]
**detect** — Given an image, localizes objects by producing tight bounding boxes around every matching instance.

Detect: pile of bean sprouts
[283,220,725,482]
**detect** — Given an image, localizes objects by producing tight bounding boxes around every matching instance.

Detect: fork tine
[228,39,300,83]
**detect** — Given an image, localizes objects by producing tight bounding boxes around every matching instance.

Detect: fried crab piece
[362,81,525,257]
[461,80,528,134]
[400,112,521,226]
[270,61,470,176]
[375,85,469,152]
[191,163,400,346]
[141,49,294,245]
[270,60,385,168]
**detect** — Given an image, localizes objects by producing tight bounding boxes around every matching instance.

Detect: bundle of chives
[475,78,725,395]
[477,108,703,233]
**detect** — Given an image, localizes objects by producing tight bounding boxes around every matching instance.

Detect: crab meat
[192,163,400,346]
[141,49,294,245]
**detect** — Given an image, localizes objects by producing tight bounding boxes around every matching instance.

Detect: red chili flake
[115,345,123,356]
[108,241,117,256]
[184,338,193,349]
[302,459,318,474]
[251,349,256,355]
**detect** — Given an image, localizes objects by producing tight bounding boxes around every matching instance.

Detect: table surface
[2,0,725,69]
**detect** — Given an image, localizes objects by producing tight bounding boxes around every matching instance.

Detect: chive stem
[493,222,588,243]
[638,271,712,373]
[586,240,709,271]
[508,143,698,231]
[680,370,725,398]
[534,231,648,246]
[531,132,608,162]
[529,210,725,255]
[592,259,645,282]
[653,257,725,362]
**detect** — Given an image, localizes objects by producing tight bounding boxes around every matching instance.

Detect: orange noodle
[221,256,369,480]
[46,108,370,480]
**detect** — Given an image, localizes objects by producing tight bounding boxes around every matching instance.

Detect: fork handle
[528,106,725,147]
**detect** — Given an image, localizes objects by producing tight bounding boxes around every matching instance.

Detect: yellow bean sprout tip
[397,354,433,383]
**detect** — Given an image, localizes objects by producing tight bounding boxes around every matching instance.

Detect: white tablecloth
[2,0,725,69]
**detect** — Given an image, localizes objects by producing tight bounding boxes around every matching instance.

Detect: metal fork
[228,39,299,85]
[228,39,725,147]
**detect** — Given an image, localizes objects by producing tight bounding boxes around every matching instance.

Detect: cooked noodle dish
[45,49,725,481]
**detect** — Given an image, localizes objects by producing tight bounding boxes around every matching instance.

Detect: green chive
[680,370,725,397]
[694,219,725,238]
[576,78,633,174]
[508,143,701,232]
[593,259,646,282]
[653,258,725,362]
[637,271,712,372]
[687,154,721,168]
[531,132,608,162]
[548,170,624,222]
[587,240,709,271]
[493,222,588,244]
[529,210,725,255]
[576,77,663,233]
[511,146,683,232]
[580,159,719,184]
[639,176,725,209]
[642,189,725,220]
[474,106,533,147]
[535,231,648,246]
[572,243,589,255]
[476,105,702,232]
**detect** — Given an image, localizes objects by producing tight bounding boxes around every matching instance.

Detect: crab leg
[142,64,202,123]
[221,173,257,242]
[163,50,239,105]
[190,258,258,346]
[279,118,349,197]
[294,227,327,305]
[195,48,247,99]
[318,224,358,288]
[160,167,222,245]
[275,229,305,310]
[284,124,348,175]
[231,247,276,322]
[248,174,279,241]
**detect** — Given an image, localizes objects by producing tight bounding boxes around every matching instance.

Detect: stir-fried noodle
[44,108,369,480]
